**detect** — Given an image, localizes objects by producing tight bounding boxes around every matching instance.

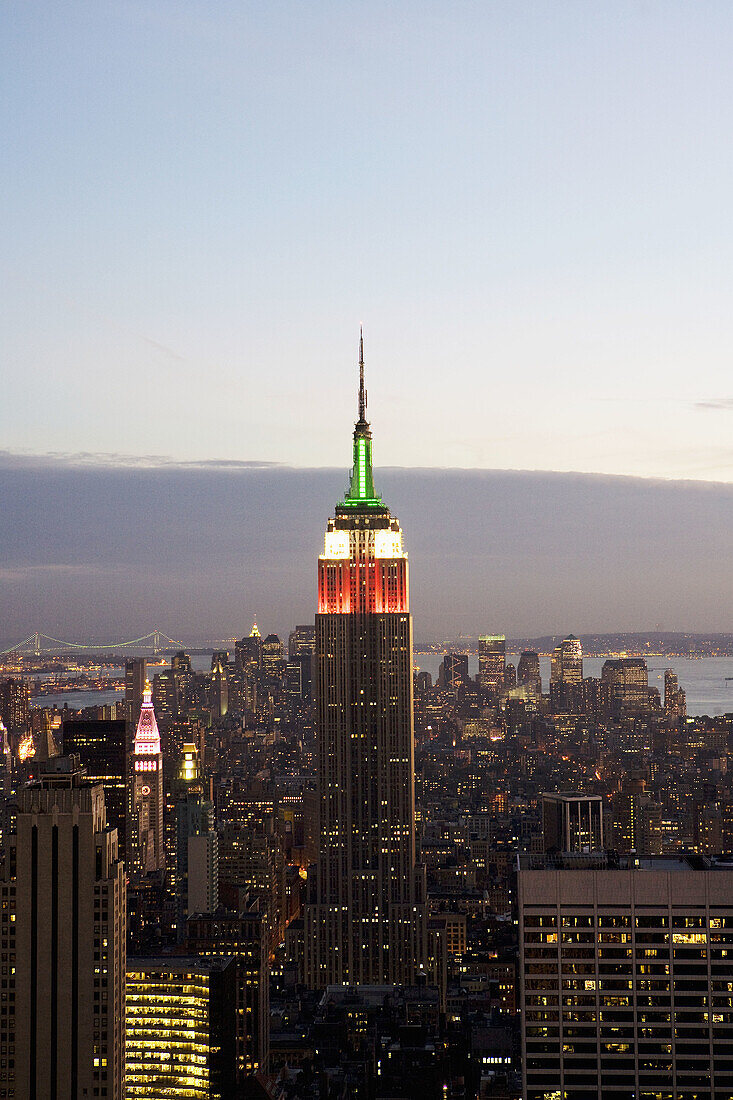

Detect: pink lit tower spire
[134,682,161,756]
[129,681,164,878]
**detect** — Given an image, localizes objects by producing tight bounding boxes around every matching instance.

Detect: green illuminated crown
[339,329,384,509]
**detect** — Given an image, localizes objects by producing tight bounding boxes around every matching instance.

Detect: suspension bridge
[0,629,184,657]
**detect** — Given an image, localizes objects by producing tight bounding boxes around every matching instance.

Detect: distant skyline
[3,3,733,480]
[2,452,732,642]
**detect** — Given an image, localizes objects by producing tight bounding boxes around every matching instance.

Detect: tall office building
[125,956,238,1098]
[517,650,541,692]
[209,652,229,719]
[124,658,146,735]
[542,792,604,854]
[63,716,127,856]
[0,677,29,733]
[288,624,315,702]
[440,652,469,692]
[261,634,285,683]
[304,335,426,988]
[478,635,506,692]
[235,624,262,672]
[550,635,583,684]
[0,719,12,798]
[550,635,584,711]
[128,683,165,878]
[0,758,126,1099]
[664,668,687,717]
[519,853,733,1100]
[288,624,315,660]
[174,743,218,939]
[602,657,650,714]
[188,903,269,1076]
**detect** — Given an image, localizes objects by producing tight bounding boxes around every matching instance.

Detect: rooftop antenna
[358,325,367,422]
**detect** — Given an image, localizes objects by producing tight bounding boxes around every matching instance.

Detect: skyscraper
[304,334,426,988]
[128,683,165,878]
[125,956,238,1098]
[1,758,126,1099]
[124,657,146,736]
[541,792,604,854]
[664,667,687,717]
[519,853,733,1099]
[601,656,650,714]
[550,635,583,684]
[478,635,506,693]
[174,742,218,939]
[0,677,29,733]
[550,635,584,711]
[63,716,127,856]
[517,650,541,692]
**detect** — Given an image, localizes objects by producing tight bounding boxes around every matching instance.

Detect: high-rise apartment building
[0,759,126,1099]
[519,853,733,1100]
[304,336,426,988]
[128,684,164,878]
[478,635,506,692]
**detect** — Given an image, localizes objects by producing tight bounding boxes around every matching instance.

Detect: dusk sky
[2,3,733,640]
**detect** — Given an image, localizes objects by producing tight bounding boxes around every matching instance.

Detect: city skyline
[3,3,733,480]
[3,6,733,1097]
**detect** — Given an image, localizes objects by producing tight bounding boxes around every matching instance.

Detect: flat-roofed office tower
[124,657,146,736]
[519,853,733,1100]
[304,334,426,988]
[63,716,127,855]
[541,792,604,854]
[1,758,126,1099]
[517,650,541,692]
[478,635,506,692]
[550,635,583,684]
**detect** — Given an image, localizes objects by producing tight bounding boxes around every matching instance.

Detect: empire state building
[304,335,426,988]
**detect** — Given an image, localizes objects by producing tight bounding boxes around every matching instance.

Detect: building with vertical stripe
[0,758,125,1099]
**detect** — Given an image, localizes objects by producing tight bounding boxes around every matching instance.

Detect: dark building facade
[62,717,127,856]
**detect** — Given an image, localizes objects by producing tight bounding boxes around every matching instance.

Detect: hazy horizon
[3,450,731,645]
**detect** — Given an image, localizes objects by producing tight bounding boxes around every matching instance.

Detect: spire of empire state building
[342,330,381,509]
